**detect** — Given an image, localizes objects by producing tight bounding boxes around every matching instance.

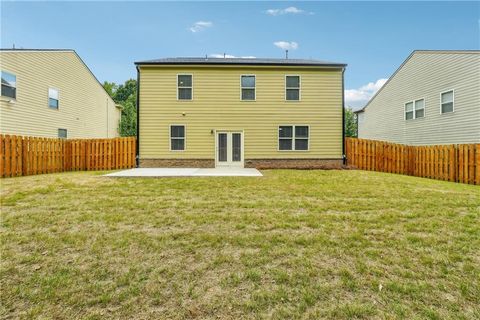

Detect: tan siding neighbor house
[356,50,480,145]
[136,57,346,168]
[0,49,121,138]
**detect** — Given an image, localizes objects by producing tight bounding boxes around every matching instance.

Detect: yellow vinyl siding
[139,65,343,159]
[0,51,120,138]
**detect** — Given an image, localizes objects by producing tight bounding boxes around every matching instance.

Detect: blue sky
[1,1,479,108]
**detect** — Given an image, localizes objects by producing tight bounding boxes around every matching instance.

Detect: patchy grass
[1,170,479,319]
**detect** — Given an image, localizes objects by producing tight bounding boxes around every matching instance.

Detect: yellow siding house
[0,49,121,139]
[135,57,346,168]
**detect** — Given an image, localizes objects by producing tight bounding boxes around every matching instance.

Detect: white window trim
[404,98,425,120]
[169,124,186,151]
[440,89,455,114]
[277,125,310,152]
[285,75,301,101]
[48,87,60,110]
[1,70,17,101]
[240,74,256,101]
[177,74,193,101]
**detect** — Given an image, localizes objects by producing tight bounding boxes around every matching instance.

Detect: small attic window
[49,88,59,109]
[1,71,16,99]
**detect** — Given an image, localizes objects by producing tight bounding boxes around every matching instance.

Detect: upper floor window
[405,98,424,120]
[177,74,192,100]
[241,75,255,101]
[285,75,300,101]
[441,90,454,114]
[58,128,67,139]
[49,88,59,109]
[279,125,309,151]
[1,71,16,99]
[170,125,185,151]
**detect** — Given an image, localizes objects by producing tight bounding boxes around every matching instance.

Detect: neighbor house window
[279,125,309,151]
[285,75,300,101]
[177,75,192,100]
[1,71,16,99]
[241,75,255,100]
[170,125,185,151]
[58,128,67,139]
[441,90,454,113]
[49,88,59,109]
[405,98,424,120]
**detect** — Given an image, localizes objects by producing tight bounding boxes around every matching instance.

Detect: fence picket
[345,138,478,185]
[0,135,136,178]
[476,144,480,185]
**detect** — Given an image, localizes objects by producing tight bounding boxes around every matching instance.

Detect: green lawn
[1,170,479,319]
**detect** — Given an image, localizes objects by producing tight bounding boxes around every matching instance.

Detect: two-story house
[356,50,480,145]
[0,49,122,139]
[135,57,346,168]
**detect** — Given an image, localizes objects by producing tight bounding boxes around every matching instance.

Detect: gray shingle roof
[135,57,346,67]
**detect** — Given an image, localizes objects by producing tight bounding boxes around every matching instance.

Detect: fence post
[475,144,480,185]
[0,135,4,178]
[22,136,28,176]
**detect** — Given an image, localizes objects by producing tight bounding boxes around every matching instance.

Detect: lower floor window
[58,128,67,139]
[279,125,309,151]
[170,125,185,150]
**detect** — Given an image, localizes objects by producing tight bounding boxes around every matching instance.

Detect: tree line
[103,79,137,137]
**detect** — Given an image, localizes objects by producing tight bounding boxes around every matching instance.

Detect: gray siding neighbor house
[356,50,480,145]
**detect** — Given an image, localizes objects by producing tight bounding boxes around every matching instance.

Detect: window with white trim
[405,98,424,120]
[441,90,454,113]
[286,75,300,101]
[1,71,16,99]
[279,125,309,151]
[241,75,255,100]
[170,125,185,150]
[177,75,192,100]
[49,88,59,109]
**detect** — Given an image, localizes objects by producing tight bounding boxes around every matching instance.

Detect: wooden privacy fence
[346,138,480,185]
[0,135,136,178]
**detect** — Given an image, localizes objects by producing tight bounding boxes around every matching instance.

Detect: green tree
[103,79,137,137]
[118,94,137,137]
[114,79,137,103]
[102,81,118,98]
[345,107,357,137]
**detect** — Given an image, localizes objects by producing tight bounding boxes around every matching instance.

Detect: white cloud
[266,6,313,16]
[274,41,298,50]
[345,78,388,109]
[189,21,212,33]
[209,54,256,59]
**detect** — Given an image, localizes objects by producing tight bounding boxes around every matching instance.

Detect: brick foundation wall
[140,158,344,169]
[245,159,344,169]
[139,159,215,168]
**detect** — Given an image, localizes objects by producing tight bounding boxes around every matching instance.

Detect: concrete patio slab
[104,167,263,177]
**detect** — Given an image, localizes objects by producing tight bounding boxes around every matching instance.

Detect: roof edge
[135,62,347,67]
[0,48,75,52]
[361,49,480,112]
[134,58,347,67]
[1,48,116,103]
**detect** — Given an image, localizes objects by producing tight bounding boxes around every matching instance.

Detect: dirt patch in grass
[1,170,479,319]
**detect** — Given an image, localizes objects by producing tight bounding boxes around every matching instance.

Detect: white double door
[216,131,243,167]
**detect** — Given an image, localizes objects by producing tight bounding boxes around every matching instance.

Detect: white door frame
[214,130,244,168]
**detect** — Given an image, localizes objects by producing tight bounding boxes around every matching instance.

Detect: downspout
[355,112,359,138]
[136,66,140,167]
[106,98,110,138]
[342,67,346,165]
